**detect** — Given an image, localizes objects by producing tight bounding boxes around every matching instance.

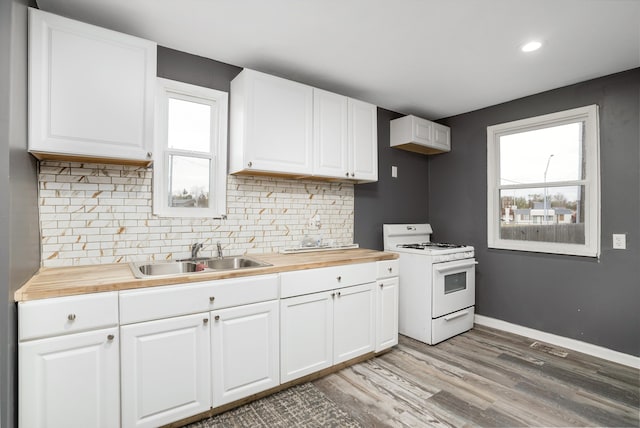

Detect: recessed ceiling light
[521,41,542,52]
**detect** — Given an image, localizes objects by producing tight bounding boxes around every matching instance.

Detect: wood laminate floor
[314,326,640,427]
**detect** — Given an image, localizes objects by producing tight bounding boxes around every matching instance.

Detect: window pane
[168,155,210,208]
[168,98,211,152]
[499,122,584,185]
[499,185,585,245]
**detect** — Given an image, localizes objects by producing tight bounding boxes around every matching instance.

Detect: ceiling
[36,0,640,120]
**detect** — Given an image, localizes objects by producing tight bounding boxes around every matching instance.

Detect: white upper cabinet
[230,69,313,176]
[313,89,349,179]
[313,90,378,182]
[231,69,378,182]
[390,114,451,155]
[28,8,156,165]
[348,98,378,182]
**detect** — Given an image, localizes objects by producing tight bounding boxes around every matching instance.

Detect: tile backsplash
[38,161,354,267]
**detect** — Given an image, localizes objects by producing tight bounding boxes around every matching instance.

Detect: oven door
[432,258,476,318]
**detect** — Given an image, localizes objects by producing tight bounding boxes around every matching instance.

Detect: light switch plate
[391,166,397,178]
[612,234,626,249]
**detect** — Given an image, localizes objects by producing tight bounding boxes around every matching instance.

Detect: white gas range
[383,224,477,345]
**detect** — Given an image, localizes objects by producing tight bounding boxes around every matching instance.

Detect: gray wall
[430,68,640,356]
[0,0,40,427]
[354,108,430,249]
[157,46,242,94]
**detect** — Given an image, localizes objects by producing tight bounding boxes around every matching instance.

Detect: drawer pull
[67,314,76,321]
[203,318,209,324]
[336,276,342,282]
[107,334,114,341]
[388,267,393,273]
[337,291,341,297]
[379,283,384,288]
[247,161,253,167]
[214,315,220,321]
[209,296,215,303]
[331,292,335,298]
[444,310,469,322]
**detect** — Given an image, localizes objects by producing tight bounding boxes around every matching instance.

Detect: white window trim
[487,105,600,257]
[154,78,228,218]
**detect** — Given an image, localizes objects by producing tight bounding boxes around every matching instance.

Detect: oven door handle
[433,259,478,273]
[444,310,470,322]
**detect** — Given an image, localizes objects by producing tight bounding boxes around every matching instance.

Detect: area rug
[186,383,363,427]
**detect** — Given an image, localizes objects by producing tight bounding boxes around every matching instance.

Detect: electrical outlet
[612,234,626,249]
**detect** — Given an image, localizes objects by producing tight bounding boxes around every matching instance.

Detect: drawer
[376,259,399,279]
[120,274,278,324]
[19,291,118,341]
[431,306,474,345]
[280,263,375,298]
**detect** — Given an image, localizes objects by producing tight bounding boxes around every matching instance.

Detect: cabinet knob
[345,172,349,177]
[350,173,355,177]
[379,283,384,288]
[107,334,114,341]
[247,161,253,168]
[388,267,393,273]
[67,314,76,321]
[214,315,220,321]
[146,152,152,159]
[331,292,335,298]
[337,291,341,297]
[209,296,215,303]
[203,318,209,324]
[336,276,342,282]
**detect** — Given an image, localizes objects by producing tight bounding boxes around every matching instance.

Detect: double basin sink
[130,256,271,279]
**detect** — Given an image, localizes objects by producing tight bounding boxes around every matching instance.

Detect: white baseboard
[474,314,640,369]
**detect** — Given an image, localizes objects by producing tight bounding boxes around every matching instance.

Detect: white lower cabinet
[211,300,280,406]
[375,277,399,351]
[19,327,120,428]
[280,282,376,383]
[333,282,376,363]
[120,313,211,428]
[18,262,398,427]
[280,291,334,383]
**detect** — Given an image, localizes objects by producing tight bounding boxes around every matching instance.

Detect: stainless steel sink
[204,257,266,270]
[130,257,271,278]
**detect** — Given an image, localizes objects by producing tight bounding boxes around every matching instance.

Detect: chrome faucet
[216,241,223,259]
[191,242,203,259]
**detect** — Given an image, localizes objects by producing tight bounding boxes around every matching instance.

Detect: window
[487,105,600,257]
[154,78,228,218]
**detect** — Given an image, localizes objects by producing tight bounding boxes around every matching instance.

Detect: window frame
[154,78,228,218]
[487,105,600,257]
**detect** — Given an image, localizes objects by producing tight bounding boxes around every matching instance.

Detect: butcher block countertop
[15,248,398,302]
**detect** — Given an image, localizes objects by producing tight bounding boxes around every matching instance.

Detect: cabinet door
[333,282,376,364]
[280,291,333,383]
[211,300,279,407]
[19,327,120,428]
[313,88,349,179]
[120,313,211,428]
[432,122,451,152]
[28,8,155,164]
[375,277,399,352]
[232,69,313,175]
[348,98,378,182]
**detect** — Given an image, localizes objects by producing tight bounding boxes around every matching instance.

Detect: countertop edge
[15,249,399,302]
